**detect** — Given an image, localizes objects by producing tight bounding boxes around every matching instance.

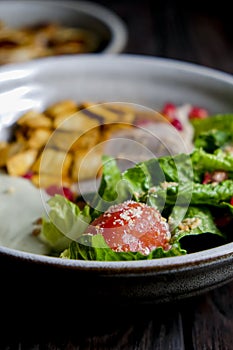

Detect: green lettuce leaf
[191,148,233,176]
[191,114,233,138]
[90,155,129,217]
[122,158,164,200]
[122,153,194,193]
[158,153,194,183]
[170,206,224,241]
[169,206,225,253]
[190,180,233,206]
[40,195,91,253]
[61,234,186,261]
[122,154,194,212]
[153,180,233,207]
[194,129,232,153]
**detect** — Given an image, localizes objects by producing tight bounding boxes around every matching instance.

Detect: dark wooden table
[1,0,233,349]
[1,281,233,349]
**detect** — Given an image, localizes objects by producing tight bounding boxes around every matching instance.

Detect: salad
[36,107,233,261]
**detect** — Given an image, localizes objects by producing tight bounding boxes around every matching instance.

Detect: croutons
[0,99,156,189]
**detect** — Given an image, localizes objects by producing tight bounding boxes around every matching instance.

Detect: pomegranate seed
[202,171,228,184]
[230,197,233,206]
[46,185,74,202]
[63,187,75,201]
[161,103,177,119]
[202,172,212,184]
[171,118,183,131]
[189,106,209,119]
[22,171,34,180]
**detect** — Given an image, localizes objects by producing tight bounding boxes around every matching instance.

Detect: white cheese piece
[0,174,50,255]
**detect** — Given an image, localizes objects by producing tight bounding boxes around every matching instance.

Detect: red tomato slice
[85,200,171,255]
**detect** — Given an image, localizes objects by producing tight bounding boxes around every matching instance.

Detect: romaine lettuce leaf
[191,114,233,138]
[122,158,165,200]
[153,180,233,207]
[121,154,194,211]
[194,129,232,153]
[90,155,129,217]
[61,234,186,261]
[170,206,224,241]
[122,153,194,191]
[190,180,233,206]
[191,148,233,175]
[158,153,194,183]
[40,195,91,253]
[169,206,225,253]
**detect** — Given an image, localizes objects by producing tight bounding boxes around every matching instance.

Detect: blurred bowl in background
[0,0,128,65]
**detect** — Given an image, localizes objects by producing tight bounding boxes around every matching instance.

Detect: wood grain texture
[190,282,233,350]
[97,0,233,73]
[0,303,186,349]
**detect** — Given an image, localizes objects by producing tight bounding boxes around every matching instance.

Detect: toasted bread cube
[17,110,52,129]
[53,111,99,132]
[85,104,135,124]
[8,141,26,156]
[70,127,100,151]
[0,141,26,167]
[72,147,103,182]
[27,128,52,149]
[6,149,38,176]
[47,127,101,153]
[45,99,78,119]
[15,129,28,145]
[31,173,71,188]
[47,130,82,152]
[33,148,72,178]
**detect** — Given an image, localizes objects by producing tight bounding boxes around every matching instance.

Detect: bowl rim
[1,53,233,272]
[0,0,128,54]
[1,240,233,273]
[1,52,233,84]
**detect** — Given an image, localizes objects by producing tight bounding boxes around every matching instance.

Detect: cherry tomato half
[85,200,171,255]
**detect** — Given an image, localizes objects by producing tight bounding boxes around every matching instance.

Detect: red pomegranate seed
[188,106,209,119]
[22,171,34,180]
[161,103,177,119]
[202,171,228,184]
[46,185,74,201]
[171,118,183,131]
[202,172,212,184]
[230,197,233,206]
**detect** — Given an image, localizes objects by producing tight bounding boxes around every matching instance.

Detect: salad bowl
[0,54,233,312]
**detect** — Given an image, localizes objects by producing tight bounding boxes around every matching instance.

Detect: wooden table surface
[1,0,233,349]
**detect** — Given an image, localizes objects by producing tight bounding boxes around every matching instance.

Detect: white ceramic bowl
[0,0,128,59]
[0,55,233,312]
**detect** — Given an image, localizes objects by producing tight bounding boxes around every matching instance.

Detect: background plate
[0,0,128,58]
